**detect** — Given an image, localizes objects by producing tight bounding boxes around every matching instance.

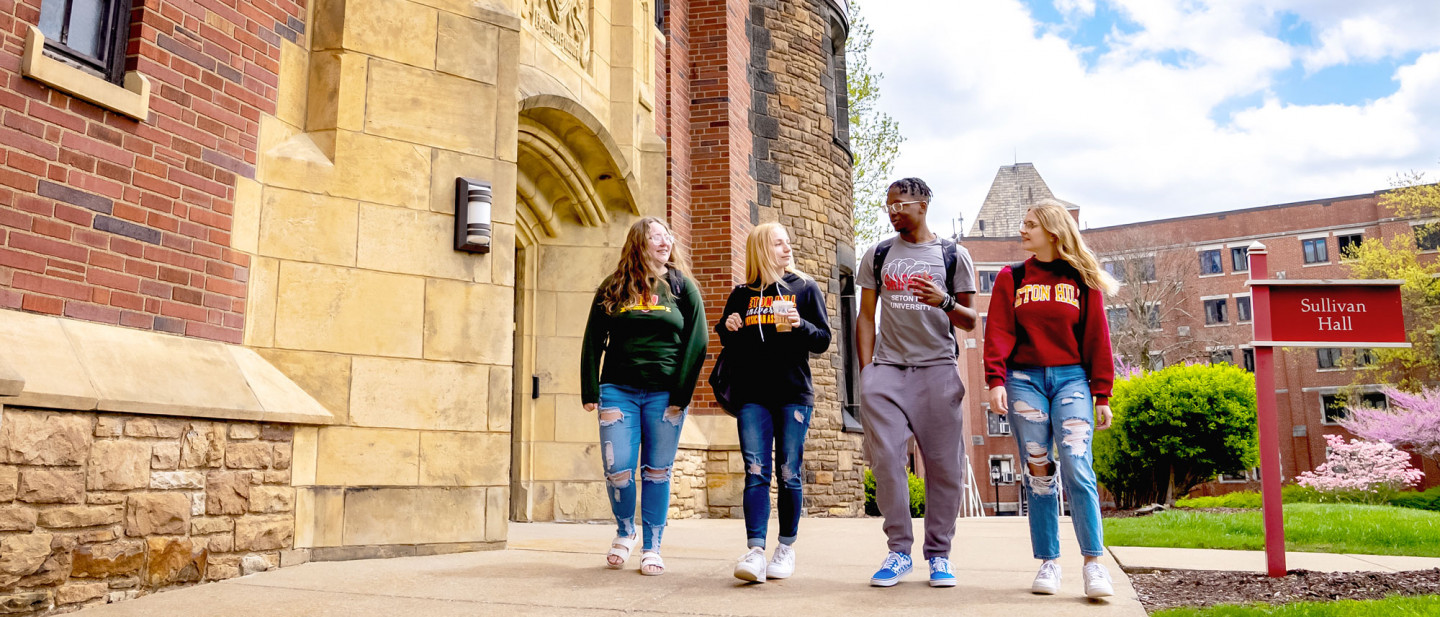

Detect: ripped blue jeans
[597,383,687,551]
[737,402,812,548]
[1006,365,1104,559]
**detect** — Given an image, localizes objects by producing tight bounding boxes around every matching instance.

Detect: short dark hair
[888,177,932,200]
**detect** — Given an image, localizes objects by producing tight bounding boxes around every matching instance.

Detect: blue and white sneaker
[928,557,956,587]
[870,552,912,587]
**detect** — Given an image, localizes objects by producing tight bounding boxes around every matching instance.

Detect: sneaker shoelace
[1085,564,1110,582]
[882,553,907,571]
[1038,562,1060,581]
[931,558,952,575]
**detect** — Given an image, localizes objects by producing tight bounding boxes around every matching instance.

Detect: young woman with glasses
[580,217,707,576]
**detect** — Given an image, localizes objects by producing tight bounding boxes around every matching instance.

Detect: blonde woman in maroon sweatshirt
[982,199,1118,599]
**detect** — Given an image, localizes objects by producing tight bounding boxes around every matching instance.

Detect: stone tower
[967,163,1077,237]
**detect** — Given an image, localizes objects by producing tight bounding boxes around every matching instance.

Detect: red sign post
[1247,241,1408,577]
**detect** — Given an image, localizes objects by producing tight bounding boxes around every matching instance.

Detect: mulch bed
[1103,507,1256,519]
[1127,568,1440,611]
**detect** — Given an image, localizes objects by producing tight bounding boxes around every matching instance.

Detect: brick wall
[685,0,754,413]
[0,0,302,342]
[660,0,692,268]
[0,408,298,615]
[960,190,1440,512]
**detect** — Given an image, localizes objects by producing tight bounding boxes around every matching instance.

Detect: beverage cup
[772,300,794,332]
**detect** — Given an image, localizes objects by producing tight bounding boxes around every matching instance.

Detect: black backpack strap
[871,237,895,290]
[666,267,687,306]
[940,238,958,295]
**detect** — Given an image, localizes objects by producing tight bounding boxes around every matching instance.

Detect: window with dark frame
[1148,352,1164,371]
[1203,298,1227,324]
[1231,246,1249,271]
[1144,302,1160,329]
[978,270,999,294]
[38,0,133,84]
[1337,233,1363,259]
[1356,348,1378,367]
[1323,391,1388,424]
[1241,348,1255,372]
[1199,249,1223,275]
[1106,306,1128,330]
[985,410,1010,437]
[990,457,1015,485]
[1302,237,1328,264]
[1416,223,1440,252]
[1236,295,1252,322]
[1316,347,1342,369]
[1210,349,1233,365]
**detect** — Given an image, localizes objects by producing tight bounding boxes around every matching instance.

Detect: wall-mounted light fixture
[454,177,492,253]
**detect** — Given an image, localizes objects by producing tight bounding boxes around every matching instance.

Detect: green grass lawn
[1104,503,1440,557]
[1152,595,1440,617]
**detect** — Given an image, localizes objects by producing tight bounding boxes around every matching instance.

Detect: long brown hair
[1028,200,1118,295]
[598,217,680,313]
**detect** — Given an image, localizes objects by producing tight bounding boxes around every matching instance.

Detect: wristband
[939,295,955,312]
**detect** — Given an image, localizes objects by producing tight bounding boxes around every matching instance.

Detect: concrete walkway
[1110,545,1440,574]
[73,517,1146,617]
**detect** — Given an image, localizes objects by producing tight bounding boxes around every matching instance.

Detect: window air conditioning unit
[1177,326,1191,337]
[1001,473,1015,483]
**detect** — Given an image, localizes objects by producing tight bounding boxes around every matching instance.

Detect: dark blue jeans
[737,402,812,548]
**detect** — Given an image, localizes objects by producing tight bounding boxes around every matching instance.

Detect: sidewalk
[72,517,1147,617]
[1110,545,1440,574]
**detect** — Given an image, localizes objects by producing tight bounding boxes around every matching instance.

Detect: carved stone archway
[509,98,642,522]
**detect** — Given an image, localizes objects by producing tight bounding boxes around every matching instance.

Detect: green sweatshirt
[580,267,707,408]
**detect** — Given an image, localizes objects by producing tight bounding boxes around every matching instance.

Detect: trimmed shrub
[863,469,926,517]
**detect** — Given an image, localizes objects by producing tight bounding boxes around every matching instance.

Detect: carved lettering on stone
[527,0,589,67]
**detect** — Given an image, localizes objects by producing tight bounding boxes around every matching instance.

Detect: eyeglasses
[648,234,674,245]
[885,200,926,213]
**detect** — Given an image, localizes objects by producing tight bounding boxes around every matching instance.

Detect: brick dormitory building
[0,0,863,611]
[956,163,1440,515]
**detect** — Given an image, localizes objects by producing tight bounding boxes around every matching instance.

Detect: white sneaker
[1031,560,1061,595]
[1083,562,1114,598]
[766,544,795,579]
[733,547,767,583]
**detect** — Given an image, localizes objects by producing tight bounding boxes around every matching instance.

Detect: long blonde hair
[598,217,682,313]
[1028,200,1118,295]
[745,222,807,289]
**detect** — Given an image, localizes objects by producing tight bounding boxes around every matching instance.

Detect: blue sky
[863,0,1440,230]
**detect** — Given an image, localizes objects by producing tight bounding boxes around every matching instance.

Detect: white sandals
[606,534,639,569]
[639,551,665,576]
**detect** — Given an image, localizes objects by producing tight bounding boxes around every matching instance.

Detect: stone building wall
[748,0,862,516]
[0,407,297,615]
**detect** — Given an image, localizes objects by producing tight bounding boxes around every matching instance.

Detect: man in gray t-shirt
[857,236,977,366]
[856,178,978,589]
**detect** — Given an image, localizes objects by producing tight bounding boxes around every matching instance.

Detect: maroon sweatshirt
[983,257,1115,405]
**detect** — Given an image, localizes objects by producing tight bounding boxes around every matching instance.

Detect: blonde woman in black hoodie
[717,222,832,583]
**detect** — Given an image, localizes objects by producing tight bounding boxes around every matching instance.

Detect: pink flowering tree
[1296,434,1425,503]
[1340,387,1440,464]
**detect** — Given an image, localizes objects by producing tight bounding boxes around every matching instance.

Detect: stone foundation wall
[667,448,708,520]
[0,407,298,615]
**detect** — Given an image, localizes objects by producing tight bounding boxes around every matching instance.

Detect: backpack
[871,236,960,294]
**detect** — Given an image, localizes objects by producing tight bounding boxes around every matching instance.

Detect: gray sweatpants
[859,363,967,559]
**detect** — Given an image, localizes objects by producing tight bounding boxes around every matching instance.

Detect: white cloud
[862,0,1440,231]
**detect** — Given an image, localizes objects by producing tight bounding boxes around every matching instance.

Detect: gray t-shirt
[857,236,977,367]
